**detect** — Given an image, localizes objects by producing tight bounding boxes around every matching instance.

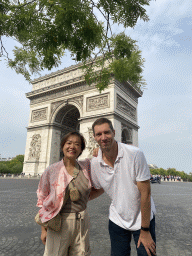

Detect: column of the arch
[23,103,53,175]
[23,127,50,175]
[132,129,138,147]
[47,126,62,165]
[113,119,121,142]
[23,130,39,175]
[79,119,92,159]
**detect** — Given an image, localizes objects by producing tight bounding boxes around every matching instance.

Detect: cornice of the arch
[27,75,85,98]
[27,79,94,106]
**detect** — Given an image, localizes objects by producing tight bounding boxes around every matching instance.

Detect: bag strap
[72,162,80,178]
[68,163,80,189]
[63,162,80,205]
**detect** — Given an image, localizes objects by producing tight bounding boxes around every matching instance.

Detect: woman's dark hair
[60,131,86,157]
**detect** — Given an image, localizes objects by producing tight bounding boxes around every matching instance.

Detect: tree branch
[0,37,9,59]
[12,0,37,8]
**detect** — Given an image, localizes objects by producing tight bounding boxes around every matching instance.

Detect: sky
[0,0,191,174]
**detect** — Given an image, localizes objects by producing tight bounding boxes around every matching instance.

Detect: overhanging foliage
[1,0,151,91]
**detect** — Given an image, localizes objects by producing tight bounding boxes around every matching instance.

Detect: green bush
[0,163,11,174]
[0,155,24,174]
[11,163,23,174]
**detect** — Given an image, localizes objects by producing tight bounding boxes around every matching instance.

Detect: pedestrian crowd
[150,174,182,182]
[162,175,181,181]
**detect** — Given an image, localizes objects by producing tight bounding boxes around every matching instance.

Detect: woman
[36,131,103,256]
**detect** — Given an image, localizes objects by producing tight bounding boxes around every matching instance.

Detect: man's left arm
[137,180,156,256]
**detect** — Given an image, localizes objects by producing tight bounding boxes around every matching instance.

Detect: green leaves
[1,0,151,91]
[84,64,111,92]
[8,47,42,81]
[82,33,146,92]
[111,33,136,59]
[97,0,150,27]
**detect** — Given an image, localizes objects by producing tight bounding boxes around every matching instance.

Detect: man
[90,118,156,256]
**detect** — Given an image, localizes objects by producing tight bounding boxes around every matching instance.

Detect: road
[0,179,192,256]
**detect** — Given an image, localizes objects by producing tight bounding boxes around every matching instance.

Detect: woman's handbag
[35,212,62,232]
[35,189,70,232]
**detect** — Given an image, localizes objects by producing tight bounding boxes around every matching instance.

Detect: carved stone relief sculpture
[51,100,64,115]
[87,128,99,155]
[71,96,83,108]
[116,95,136,121]
[28,134,41,160]
[87,93,110,112]
[31,108,47,122]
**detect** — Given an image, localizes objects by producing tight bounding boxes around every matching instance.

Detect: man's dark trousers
[109,217,156,256]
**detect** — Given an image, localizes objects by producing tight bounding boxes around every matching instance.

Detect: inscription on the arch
[86,93,110,112]
[31,108,47,122]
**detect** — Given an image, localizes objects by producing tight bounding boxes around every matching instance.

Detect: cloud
[145,0,192,22]
[114,0,192,60]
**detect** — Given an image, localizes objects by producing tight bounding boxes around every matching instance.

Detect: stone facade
[23,64,143,175]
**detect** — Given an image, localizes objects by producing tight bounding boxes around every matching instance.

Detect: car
[6,173,12,177]
[150,175,161,184]
[0,173,4,177]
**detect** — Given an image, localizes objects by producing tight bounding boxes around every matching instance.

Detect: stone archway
[55,104,80,160]
[50,104,81,164]
[55,104,80,135]
[121,128,132,144]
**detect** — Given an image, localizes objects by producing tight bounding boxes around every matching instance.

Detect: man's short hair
[92,118,114,135]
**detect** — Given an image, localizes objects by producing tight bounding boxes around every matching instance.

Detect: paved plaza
[0,178,192,256]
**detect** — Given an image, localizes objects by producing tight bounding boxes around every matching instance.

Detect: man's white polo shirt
[91,142,156,231]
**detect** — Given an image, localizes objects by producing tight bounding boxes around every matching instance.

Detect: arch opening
[121,129,132,145]
[54,104,80,160]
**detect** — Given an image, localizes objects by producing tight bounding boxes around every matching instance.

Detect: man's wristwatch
[141,226,150,232]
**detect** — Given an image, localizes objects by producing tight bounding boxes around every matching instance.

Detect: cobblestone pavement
[0,179,192,256]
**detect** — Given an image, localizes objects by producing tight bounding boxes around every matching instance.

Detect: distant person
[90,118,156,256]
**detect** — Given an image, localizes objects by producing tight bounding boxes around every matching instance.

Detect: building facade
[23,63,143,175]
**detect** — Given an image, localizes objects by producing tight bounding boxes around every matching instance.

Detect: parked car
[6,173,12,177]
[0,173,4,177]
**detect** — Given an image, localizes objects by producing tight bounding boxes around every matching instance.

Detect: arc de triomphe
[23,63,143,175]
